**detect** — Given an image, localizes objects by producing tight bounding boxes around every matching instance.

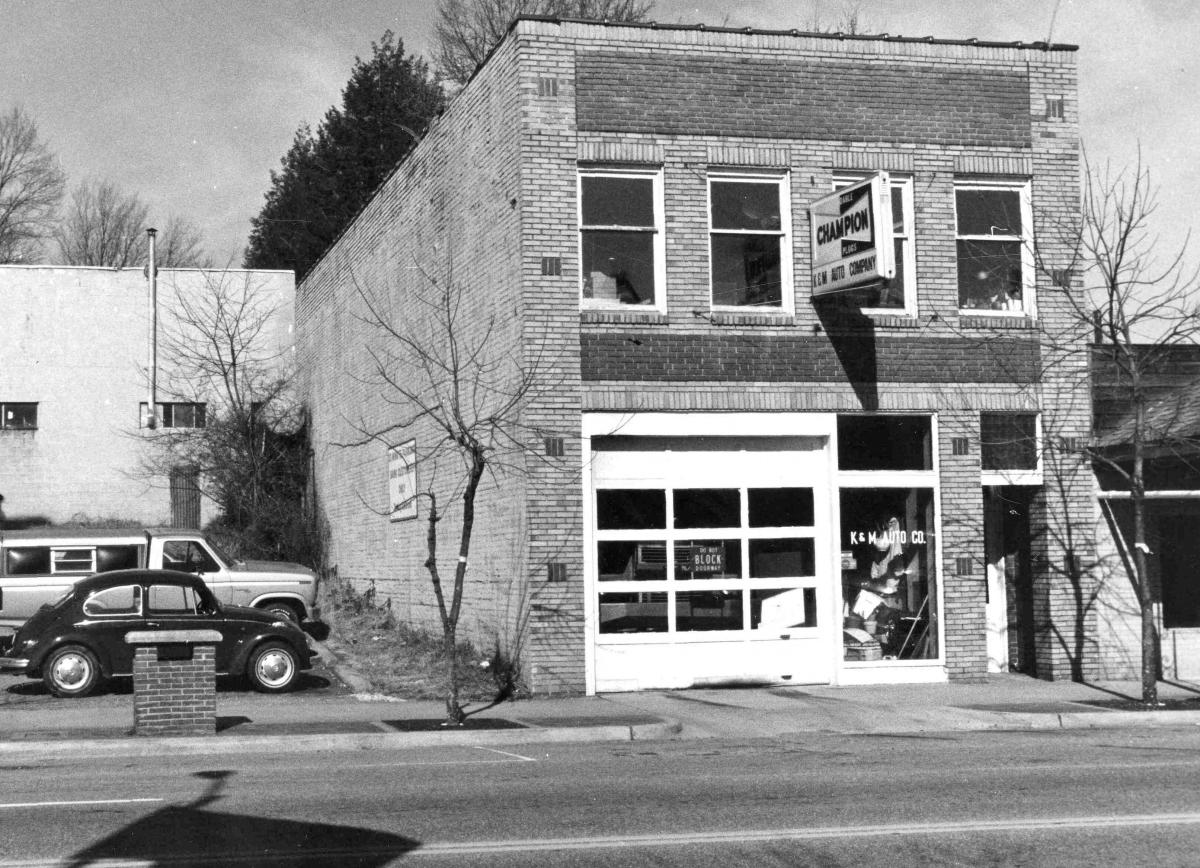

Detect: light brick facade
[298,20,1093,693]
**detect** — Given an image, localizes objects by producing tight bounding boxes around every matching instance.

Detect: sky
[3,0,1198,268]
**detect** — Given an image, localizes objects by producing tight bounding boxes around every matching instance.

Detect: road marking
[403,812,1200,855]
[472,746,537,762]
[0,797,162,810]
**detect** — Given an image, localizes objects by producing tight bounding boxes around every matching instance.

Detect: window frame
[707,169,794,315]
[0,402,38,430]
[139,401,207,429]
[578,166,666,313]
[832,173,915,316]
[954,179,1035,317]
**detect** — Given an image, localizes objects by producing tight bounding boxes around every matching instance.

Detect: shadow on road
[63,770,419,867]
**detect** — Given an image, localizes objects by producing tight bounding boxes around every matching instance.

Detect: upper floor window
[579,168,664,309]
[1,402,37,430]
[709,171,792,311]
[833,174,914,312]
[955,180,1033,314]
[140,402,206,429]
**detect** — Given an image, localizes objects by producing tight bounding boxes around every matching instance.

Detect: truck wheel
[247,642,299,693]
[43,645,101,698]
[262,602,300,623]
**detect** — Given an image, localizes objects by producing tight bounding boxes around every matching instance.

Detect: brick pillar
[126,630,220,736]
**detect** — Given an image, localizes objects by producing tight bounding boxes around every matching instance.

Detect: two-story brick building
[298,18,1093,694]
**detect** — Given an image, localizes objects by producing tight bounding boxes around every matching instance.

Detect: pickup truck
[0,527,319,632]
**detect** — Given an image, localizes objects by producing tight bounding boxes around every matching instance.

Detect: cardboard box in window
[843,628,883,662]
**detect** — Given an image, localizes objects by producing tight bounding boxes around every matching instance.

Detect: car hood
[229,560,315,577]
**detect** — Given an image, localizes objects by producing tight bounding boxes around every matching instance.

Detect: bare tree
[435,0,654,84]
[55,180,209,267]
[1044,151,1200,704]
[0,106,66,263]
[347,258,550,723]
[140,270,313,564]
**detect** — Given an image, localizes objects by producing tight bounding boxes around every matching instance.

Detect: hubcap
[53,653,89,689]
[256,650,294,688]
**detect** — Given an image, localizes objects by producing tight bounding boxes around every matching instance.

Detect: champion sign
[809,172,895,296]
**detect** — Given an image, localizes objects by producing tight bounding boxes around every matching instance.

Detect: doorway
[984,486,1035,673]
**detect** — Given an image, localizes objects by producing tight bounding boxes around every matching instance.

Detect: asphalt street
[4,726,1200,866]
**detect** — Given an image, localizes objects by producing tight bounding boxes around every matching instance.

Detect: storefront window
[838,415,933,471]
[839,487,938,661]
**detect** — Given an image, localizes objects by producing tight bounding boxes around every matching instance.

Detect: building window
[980,413,1039,471]
[833,174,914,311]
[579,168,663,308]
[838,414,939,663]
[140,402,206,429]
[1,402,37,430]
[955,180,1033,313]
[709,172,792,310]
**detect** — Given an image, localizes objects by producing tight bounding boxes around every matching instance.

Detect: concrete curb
[0,719,684,760]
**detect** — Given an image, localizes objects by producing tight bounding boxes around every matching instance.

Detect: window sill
[581,309,669,325]
[861,313,920,329]
[708,311,795,327]
[957,312,1036,329]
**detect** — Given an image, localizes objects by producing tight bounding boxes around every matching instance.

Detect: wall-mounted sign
[388,440,417,521]
[809,172,895,296]
[684,545,725,574]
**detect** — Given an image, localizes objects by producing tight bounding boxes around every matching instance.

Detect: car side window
[84,585,141,617]
[162,540,219,574]
[147,584,200,615]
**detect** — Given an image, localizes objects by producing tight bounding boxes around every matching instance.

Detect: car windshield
[203,537,238,566]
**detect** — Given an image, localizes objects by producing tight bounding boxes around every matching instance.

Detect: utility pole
[144,227,159,429]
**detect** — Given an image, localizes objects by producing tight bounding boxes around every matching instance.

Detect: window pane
[748,488,814,527]
[957,239,1023,310]
[711,235,782,307]
[597,489,665,530]
[52,548,94,574]
[5,547,51,575]
[711,182,781,231]
[981,413,1038,470]
[147,584,194,613]
[837,415,933,471]
[3,403,37,429]
[597,540,667,581]
[674,539,741,580]
[96,545,140,572]
[891,190,904,233]
[752,587,817,629]
[749,538,815,578]
[84,585,140,616]
[674,489,740,528]
[599,591,667,633]
[840,487,937,661]
[676,590,742,632]
[956,188,1022,236]
[582,230,655,304]
[581,176,654,227]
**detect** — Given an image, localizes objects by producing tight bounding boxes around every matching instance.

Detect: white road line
[0,797,162,810]
[405,811,1200,855]
[472,746,537,762]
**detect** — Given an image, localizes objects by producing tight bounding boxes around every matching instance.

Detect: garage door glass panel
[674,488,740,529]
[748,487,813,527]
[752,587,817,629]
[597,540,667,581]
[676,590,743,632]
[596,489,665,530]
[599,592,667,633]
[749,538,815,578]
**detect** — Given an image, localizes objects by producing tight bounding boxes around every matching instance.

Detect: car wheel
[43,645,101,698]
[262,602,300,623]
[247,642,299,693]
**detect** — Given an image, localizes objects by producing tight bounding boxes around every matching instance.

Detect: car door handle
[144,622,162,629]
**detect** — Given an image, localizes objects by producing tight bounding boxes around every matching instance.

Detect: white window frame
[139,401,206,429]
[833,174,916,316]
[954,179,1035,317]
[578,167,666,313]
[707,170,794,315]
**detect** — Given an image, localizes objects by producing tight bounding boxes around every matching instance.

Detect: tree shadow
[63,770,418,867]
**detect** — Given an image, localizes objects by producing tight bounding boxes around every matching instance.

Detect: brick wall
[132,644,217,736]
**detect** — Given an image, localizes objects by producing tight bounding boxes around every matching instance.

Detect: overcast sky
[3,0,1196,269]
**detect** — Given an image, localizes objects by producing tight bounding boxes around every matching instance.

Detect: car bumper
[0,656,30,672]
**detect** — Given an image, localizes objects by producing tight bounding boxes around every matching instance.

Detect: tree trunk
[1131,396,1160,705]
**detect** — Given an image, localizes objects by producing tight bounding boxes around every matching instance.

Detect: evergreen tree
[244,32,444,279]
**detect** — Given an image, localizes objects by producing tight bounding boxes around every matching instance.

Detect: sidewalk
[4,643,1200,759]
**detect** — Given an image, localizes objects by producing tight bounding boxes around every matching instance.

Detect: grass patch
[317,573,516,702]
